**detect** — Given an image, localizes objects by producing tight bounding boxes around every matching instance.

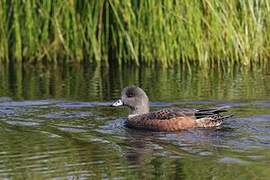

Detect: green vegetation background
[0,0,270,66]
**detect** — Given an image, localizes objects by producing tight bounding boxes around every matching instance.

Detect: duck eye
[127,93,134,98]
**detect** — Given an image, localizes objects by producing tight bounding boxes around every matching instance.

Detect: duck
[112,85,232,131]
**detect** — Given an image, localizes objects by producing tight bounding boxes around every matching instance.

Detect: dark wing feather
[137,108,196,121]
[131,107,232,122]
[195,106,232,119]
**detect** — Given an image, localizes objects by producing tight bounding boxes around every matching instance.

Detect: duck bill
[112,99,123,107]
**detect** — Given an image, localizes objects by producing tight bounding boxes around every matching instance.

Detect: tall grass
[0,0,270,66]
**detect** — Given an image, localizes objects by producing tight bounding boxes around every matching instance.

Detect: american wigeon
[112,86,232,131]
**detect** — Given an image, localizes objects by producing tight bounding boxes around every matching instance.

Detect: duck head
[112,86,149,117]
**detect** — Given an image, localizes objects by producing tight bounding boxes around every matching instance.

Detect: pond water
[0,62,270,179]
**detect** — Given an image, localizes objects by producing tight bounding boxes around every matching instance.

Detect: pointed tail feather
[197,106,230,114]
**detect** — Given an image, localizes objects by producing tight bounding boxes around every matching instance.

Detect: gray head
[112,86,149,117]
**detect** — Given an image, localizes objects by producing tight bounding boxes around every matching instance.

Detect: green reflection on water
[0,62,269,101]
[1,117,270,179]
[0,62,270,179]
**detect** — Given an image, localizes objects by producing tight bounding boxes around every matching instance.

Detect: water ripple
[0,99,269,179]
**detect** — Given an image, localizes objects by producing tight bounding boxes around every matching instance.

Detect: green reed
[0,0,269,66]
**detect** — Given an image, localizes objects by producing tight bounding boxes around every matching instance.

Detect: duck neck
[128,104,149,118]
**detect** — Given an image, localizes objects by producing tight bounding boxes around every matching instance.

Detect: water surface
[0,63,270,179]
